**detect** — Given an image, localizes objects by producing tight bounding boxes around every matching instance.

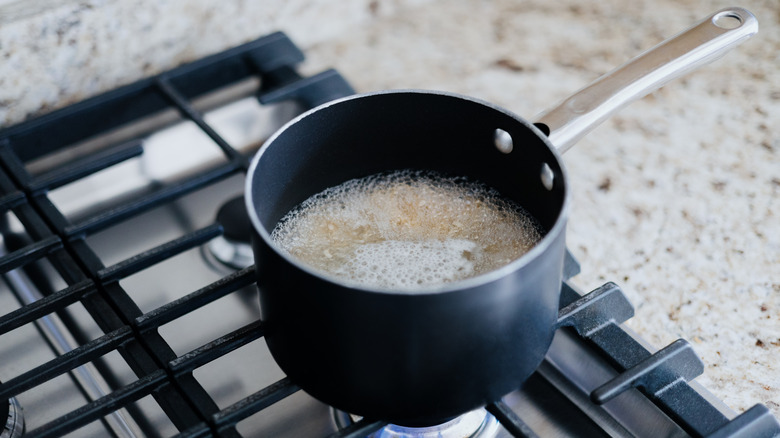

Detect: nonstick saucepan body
[248,91,568,425]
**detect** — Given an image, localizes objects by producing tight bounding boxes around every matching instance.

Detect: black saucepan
[245,8,756,426]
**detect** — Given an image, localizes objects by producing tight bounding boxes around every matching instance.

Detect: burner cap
[206,196,254,270]
[216,196,252,244]
[1,382,24,438]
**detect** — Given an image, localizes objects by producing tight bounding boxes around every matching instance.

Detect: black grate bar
[134,265,256,332]
[0,32,305,163]
[0,148,82,247]
[171,424,214,438]
[241,33,304,74]
[559,282,734,436]
[0,140,34,190]
[26,140,145,194]
[64,162,240,238]
[326,418,387,438]
[59,236,231,432]
[211,378,301,435]
[0,234,62,272]
[0,279,94,335]
[0,326,133,400]
[164,31,303,105]
[25,369,168,438]
[155,77,247,168]
[97,223,223,283]
[0,177,226,431]
[0,33,357,437]
[0,191,26,211]
[587,324,730,437]
[168,319,265,376]
[257,68,355,108]
[707,404,780,438]
[591,339,704,405]
[487,401,540,438]
[556,282,634,335]
[2,84,167,165]
[653,381,734,437]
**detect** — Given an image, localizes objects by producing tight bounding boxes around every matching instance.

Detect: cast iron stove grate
[0,32,777,438]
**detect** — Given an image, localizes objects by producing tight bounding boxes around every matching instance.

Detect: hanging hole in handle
[541,163,554,191]
[713,12,743,29]
[494,128,514,154]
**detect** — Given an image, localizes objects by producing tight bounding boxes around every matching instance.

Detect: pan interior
[248,91,567,269]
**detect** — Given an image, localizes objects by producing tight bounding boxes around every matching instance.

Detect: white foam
[333,239,478,289]
[270,170,543,291]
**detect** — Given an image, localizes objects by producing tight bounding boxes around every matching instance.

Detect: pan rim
[245,88,571,295]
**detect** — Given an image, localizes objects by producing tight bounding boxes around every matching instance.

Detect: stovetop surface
[0,32,777,438]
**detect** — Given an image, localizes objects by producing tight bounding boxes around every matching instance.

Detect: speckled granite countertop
[2,0,778,422]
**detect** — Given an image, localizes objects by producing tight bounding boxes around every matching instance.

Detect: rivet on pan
[541,163,554,190]
[493,129,513,154]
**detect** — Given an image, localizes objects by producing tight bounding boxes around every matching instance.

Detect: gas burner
[206,196,255,271]
[333,408,502,438]
[1,386,24,438]
[204,234,254,271]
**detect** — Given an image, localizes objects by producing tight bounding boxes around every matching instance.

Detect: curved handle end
[535,7,758,154]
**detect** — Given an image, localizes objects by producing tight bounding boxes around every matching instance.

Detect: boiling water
[270,170,544,291]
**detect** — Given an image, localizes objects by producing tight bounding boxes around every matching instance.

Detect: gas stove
[0,32,778,438]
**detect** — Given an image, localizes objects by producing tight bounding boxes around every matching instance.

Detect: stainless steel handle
[535,7,758,153]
